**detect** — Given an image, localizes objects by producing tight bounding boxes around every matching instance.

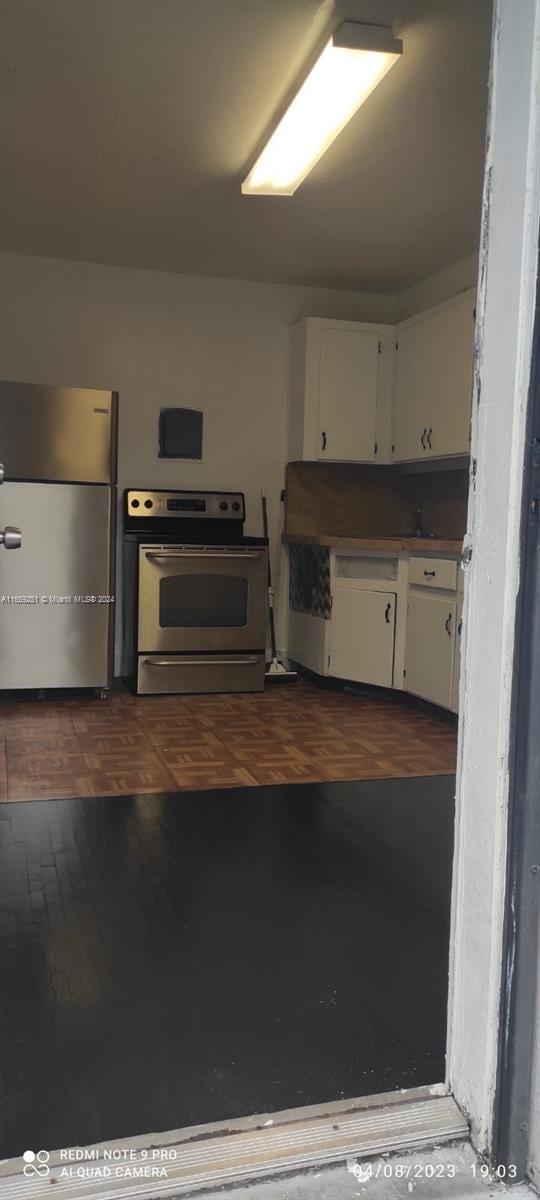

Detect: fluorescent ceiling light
[242,22,402,196]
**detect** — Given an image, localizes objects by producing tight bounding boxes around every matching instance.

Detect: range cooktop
[123,488,267,546]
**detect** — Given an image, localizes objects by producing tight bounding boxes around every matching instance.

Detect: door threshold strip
[0,1085,468,1200]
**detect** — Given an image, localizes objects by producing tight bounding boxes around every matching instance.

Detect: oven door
[138,545,268,654]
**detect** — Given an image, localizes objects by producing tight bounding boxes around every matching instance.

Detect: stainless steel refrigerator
[0,381,118,690]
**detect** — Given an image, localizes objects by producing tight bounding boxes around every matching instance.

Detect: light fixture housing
[242,22,402,197]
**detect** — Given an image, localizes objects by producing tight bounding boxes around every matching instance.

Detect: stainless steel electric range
[122,489,268,694]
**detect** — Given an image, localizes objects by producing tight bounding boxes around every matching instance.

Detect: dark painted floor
[0,775,455,1158]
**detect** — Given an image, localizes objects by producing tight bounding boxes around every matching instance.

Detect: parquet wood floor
[0,681,457,801]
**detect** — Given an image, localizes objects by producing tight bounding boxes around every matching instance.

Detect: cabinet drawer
[137,654,265,694]
[335,555,398,582]
[409,557,457,591]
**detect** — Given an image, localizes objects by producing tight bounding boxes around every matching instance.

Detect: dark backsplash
[285,461,469,540]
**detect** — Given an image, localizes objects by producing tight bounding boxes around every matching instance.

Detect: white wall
[0,252,394,669]
[395,253,479,322]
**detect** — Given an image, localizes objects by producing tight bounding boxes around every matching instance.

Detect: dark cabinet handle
[321,430,327,451]
[421,428,427,449]
[384,602,392,624]
[458,618,462,636]
[427,428,432,449]
[445,612,453,635]
[423,570,436,578]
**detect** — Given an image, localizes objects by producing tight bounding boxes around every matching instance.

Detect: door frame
[446,0,540,1168]
[492,246,540,1179]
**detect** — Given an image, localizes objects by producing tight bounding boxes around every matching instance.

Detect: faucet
[410,509,424,537]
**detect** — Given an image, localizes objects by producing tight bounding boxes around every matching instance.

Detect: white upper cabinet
[289,318,394,463]
[392,317,431,462]
[318,327,379,461]
[392,290,475,462]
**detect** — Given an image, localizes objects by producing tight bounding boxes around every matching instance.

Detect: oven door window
[159,573,248,628]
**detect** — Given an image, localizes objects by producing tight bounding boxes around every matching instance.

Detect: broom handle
[261,494,278,661]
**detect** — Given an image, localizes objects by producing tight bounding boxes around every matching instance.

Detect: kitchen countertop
[283,533,464,554]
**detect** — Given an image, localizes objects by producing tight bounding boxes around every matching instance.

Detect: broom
[261,493,297,682]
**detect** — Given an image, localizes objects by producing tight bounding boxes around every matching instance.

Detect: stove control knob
[144,499,153,509]
[131,499,140,508]
[219,501,229,511]
[232,502,241,512]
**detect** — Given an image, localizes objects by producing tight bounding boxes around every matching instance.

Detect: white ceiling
[0,0,492,291]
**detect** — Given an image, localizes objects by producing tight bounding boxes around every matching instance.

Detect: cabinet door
[288,611,329,676]
[329,588,396,686]
[393,293,474,462]
[450,593,464,713]
[426,299,474,457]
[392,318,429,461]
[405,592,456,708]
[317,328,379,462]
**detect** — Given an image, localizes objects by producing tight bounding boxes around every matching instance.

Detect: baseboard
[294,664,459,725]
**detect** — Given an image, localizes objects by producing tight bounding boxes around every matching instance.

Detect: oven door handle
[143,551,265,561]
[142,656,262,666]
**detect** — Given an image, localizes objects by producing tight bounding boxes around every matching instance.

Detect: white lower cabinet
[287,545,461,710]
[329,588,396,687]
[288,610,330,677]
[405,591,456,708]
